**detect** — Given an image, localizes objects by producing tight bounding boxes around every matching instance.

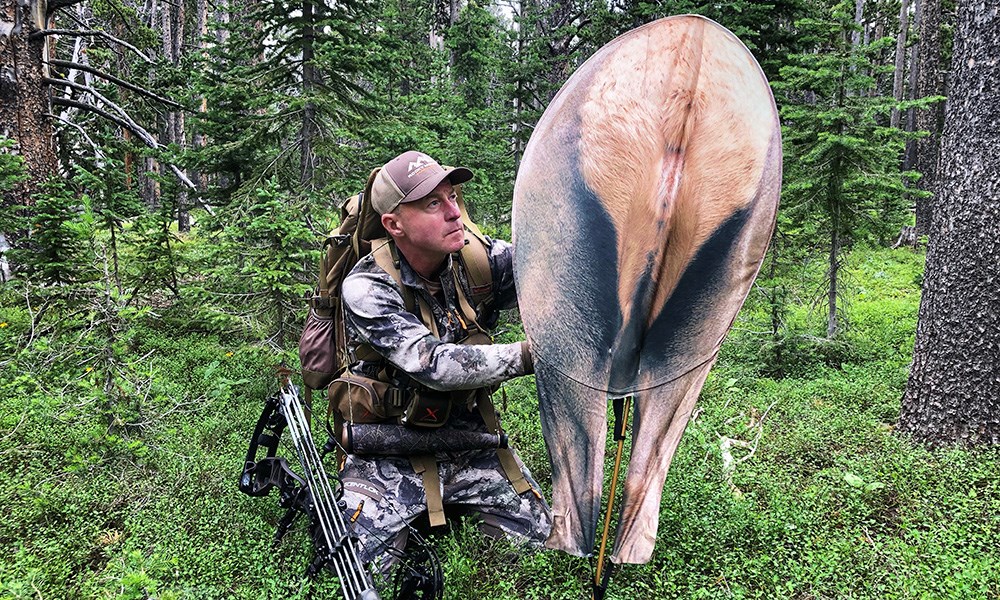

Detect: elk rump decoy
[513,14,782,564]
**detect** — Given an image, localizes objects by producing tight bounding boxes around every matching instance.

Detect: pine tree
[191,0,373,205]
[775,1,925,338]
[207,180,315,345]
[18,179,97,289]
[72,160,144,295]
[445,2,519,224]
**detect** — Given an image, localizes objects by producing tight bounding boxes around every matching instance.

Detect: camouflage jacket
[341,237,529,392]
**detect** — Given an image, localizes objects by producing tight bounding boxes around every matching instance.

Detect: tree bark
[162,0,188,230]
[191,0,208,196]
[912,0,944,236]
[903,0,921,170]
[1,0,58,246]
[851,0,864,49]
[300,0,317,189]
[889,0,910,129]
[141,0,161,209]
[899,0,1000,447]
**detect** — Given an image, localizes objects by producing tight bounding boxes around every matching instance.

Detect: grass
[1,244,999,599]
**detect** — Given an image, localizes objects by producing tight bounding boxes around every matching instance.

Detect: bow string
[240,367,442,600]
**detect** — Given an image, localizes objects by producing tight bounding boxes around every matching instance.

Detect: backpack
[298,167,495,400]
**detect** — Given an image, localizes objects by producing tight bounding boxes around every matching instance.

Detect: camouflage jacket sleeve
[341,260,528,392]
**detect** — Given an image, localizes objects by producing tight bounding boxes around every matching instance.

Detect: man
[338,150,551,565]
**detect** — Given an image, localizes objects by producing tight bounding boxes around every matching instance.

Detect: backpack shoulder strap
[371,238,439,339]
[371,238,402,287]
[353,168,385,258]
[453,184,494,312]
[456,233,493,310]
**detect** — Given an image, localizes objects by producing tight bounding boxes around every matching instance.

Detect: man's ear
[381,212,404,238]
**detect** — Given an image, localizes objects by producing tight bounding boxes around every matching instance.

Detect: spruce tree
[18,179,97,289]
[775,0,926,338]
[208,180,315,345]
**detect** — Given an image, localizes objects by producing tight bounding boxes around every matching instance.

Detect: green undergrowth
[2,245,998,599]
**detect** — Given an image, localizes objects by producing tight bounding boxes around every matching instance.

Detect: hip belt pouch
[328,373,395,423]
[400,389,451,428]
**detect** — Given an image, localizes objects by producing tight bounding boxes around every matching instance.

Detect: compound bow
[239,370,443,599]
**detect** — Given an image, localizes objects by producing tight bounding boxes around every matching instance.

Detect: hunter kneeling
[336,150,552,566]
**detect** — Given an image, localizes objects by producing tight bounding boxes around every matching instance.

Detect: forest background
[2,0,998,597]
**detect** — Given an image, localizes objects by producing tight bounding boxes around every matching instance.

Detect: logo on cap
[406,154,436,178]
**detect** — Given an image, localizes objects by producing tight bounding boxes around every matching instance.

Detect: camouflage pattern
[340,444,552,564]
[339,236,551,562]
[340,237,526,389]
[343,422,505,455]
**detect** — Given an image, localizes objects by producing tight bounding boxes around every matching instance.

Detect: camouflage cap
[371,151,474,215]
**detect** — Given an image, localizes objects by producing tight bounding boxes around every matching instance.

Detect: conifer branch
[46,112,107,160]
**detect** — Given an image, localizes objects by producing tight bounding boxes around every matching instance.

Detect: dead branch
[892,225,918,249]
[51,87,157,146]
[46,112,107,160]
[29,29,152,62]
[717,400,778,496]
[50,97,196,190]
[47,77,152,135]
[46,60,187,111]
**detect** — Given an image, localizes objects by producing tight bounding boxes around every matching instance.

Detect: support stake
[592,395,632,600]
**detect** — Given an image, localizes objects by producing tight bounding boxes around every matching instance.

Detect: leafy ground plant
[2,245,999,599]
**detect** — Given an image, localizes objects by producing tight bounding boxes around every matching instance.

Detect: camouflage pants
[339,448,552,564]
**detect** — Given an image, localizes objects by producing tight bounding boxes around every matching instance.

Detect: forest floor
[1,244,998,599]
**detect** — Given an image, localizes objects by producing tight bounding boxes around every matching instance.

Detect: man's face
[389,180,466,266]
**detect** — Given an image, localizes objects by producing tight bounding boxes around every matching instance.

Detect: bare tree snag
[191,0,209,195]
[300,0,318,189]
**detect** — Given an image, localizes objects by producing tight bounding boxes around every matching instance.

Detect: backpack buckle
[386,385,407,409]
[310,295,333,309]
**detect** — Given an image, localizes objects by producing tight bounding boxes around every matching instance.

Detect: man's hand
[520,340,534,375]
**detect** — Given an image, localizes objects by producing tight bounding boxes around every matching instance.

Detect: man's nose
[445,197,461,219]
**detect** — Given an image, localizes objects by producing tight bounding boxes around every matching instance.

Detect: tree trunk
[162,0,188,230]
[827,193,841,339]
[512,0,527,171]
[826,70,847,340]
[899,0,1000,447]
[216,0,230,45]
[141,0,161,209]
[903,0,922,170]
[889,0,910,129]
[190,0,209,195]
[300,0,317,189]
[142,155,160,208]
[539,0,577,102]
[1,0,58,261]
[851,0,864,49]
[872,19,887,96]
[912,0,944,236]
